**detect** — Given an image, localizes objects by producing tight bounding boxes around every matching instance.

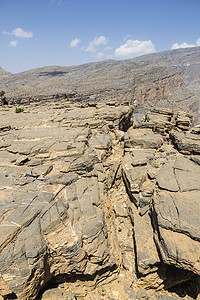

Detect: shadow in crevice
[4,293,17,299]
[167,271,200,299]
[36,264,117,299]
[150,205,200,299]
[156,264,200,299]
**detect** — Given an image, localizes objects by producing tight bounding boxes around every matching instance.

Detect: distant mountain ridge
[0,47,200,123]
[0,67,11,79]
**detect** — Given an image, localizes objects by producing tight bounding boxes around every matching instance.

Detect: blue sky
[1,0,200,73]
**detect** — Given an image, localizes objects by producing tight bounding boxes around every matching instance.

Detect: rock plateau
[0,99,200,300]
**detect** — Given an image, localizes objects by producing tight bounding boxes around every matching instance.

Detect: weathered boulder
[170,131,200,154]
[175,110,193,130]
[134,108,193,134]
[124,128,163,149]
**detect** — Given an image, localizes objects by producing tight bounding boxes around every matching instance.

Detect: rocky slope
[0,100,200,300]
[0,47,200,123]
[0,68,11,80]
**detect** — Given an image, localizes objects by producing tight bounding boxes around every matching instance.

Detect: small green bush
[15,107,24,113]
[153,162,160,168]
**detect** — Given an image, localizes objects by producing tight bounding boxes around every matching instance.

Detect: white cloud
[171,42,196,50]
[3,27,33,38]
[114,39,156,59]
[70,38,80,48]
[171,38,200,50]
[12,27,33,38]
[86,35,108,53]
[9,40,18,47]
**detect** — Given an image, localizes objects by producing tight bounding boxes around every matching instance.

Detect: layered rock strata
[0,102,200,299]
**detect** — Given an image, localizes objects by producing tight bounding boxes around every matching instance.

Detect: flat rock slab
[153,176,200,275]
[156,161,179,192]
[157,227,200,275]
[154,190,200,241]
[130,205,159,275]
[156,156,200,192]
[124,128,163,149]
[126,149,155,166]
[174,156,200,191]
[89,133,112,149]
[152,155,200,276]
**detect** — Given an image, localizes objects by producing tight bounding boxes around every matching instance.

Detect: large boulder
[170,131,200,154]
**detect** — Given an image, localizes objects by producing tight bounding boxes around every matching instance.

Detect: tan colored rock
[0,102,200,299]
[124,128,163,149]
[130,205,160,276]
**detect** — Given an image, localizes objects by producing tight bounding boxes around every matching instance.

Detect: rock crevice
[0,102,200,299]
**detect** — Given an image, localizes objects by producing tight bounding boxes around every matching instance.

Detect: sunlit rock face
[0,101,200,299]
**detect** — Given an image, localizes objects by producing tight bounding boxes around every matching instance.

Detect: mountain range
[0,46,200,123]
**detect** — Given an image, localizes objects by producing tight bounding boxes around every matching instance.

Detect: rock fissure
[0,102,200,299]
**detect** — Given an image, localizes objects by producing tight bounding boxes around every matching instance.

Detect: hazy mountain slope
[0,67,12,79]
[0,47,200,123]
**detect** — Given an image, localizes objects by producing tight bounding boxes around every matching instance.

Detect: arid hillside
[0,47,200,122]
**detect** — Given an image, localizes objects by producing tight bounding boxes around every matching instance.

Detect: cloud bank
[171,42,196,50]
[114,39,156,59]
[171,38,200,50]
[70,38,80,48]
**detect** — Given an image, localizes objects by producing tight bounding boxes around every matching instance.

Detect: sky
[1,0,200,73]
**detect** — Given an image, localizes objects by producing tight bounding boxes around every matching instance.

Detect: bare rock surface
[170,131,200,154]
[0,101,200,300]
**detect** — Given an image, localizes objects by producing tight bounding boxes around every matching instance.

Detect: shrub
[15,107,24,113]
[153,162,160,168]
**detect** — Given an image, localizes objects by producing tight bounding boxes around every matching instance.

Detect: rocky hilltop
[0,99,200,300]
[0,47,200,123]
[0,68,11,80]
